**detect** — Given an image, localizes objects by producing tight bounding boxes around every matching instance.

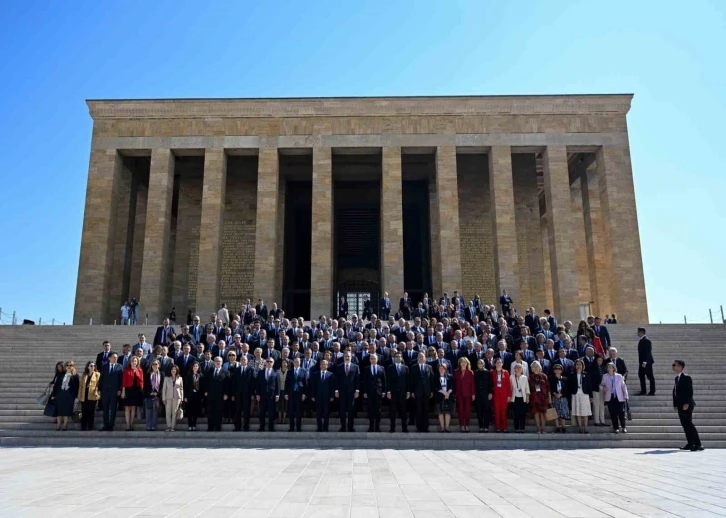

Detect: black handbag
[72,402,82,423]
[43,402,57,417]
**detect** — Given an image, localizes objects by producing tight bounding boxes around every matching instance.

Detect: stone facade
[74,95,649,324]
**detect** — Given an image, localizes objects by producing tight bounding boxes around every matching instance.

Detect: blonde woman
[510,350,529,377]
[162,365,184,432]
[510,363,530,433]
[528,361,549,434]
[78,361,100,431]
[51,360,79,431]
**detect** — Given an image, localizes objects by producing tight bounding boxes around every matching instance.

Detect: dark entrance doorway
[402,153,433,305]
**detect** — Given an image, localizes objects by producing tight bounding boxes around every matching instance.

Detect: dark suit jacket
[310,370,336,401]
[592,325,611,348]
[638,337,654,365]
[673,373,695,408]
[604,357,628,377]
[566,372,593,395]
[143,371,164,398]
[285,367,308,398]
[362,365,386,398]
[203,369,230,400]
[175,355,196,377]
[153,326,176,346]
[257,368,280,399]
[99,363,122,394]
[231,365,257,399]
[95,351,112,371]
[409,363,434,398]
[335,363,360,396]
[474,369,492,400]
[386,363,408,398]
[433,372,454,404]
[256,304,268,321]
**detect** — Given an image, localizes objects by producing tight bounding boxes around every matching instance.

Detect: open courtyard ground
[0,447,723,518]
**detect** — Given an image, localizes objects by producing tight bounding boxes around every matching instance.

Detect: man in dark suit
[637,327,655,395]
[310,360,336,431]
[285,357,308,432]
[604,347,628,377]
[99,352,122,431]
[592,316,611,349]
[380,292,392,320]
[257,358,280,431]
[153,318,176,346]
[399,292,412,320]
[256,299,268,322]
[499,289,513,315]
[203,357,230,431]
[363,354,386,432]
[337,296,349,320]
[335,352,360,432]
[95,341,113,372]
[231,356,256,431]
[495,341,513,371]
[176,344,196,377]
[672,360,703,451]
[190,316,205,345]
[409,352,434,432]
[386,352,409,433]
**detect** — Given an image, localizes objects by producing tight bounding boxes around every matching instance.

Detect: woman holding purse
[143,360,164,431]
[78,362,100,431]
[162,365,184,432]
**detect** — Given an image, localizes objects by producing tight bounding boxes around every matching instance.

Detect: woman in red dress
[490,358,511,432]
[455,357,475,433]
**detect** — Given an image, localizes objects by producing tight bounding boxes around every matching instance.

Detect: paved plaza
[0,448,724,518]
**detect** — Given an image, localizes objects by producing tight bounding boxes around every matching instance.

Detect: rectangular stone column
[253,148,280,309]
[435,146,462,296]
[195,149,227,316]
[381,147,404,298]
[581,165,611,317]
[570,176,591,309]
[489,146,520,308]
[73,148,123,324]
[139,148,175,324]
[596,146,648,322]
[311,147,333,319]
[542,146,580,322]
[428,176,442,298]
[541,215,553,312]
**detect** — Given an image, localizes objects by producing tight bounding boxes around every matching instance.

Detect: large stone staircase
[0,324,724,448]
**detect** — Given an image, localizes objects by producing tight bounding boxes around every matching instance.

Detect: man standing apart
[673,360,703,451]
[335,351,360,432]
[204,357,229,431]
[637,327,655,395]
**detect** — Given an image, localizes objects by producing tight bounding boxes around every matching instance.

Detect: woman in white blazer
[509,363,530,433]
[162,365,184,432]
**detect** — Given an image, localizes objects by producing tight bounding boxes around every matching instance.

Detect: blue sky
[0,0,724,325]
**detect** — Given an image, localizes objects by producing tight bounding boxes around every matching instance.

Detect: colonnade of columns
[74,143,648,325]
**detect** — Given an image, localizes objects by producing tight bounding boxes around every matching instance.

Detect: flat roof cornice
[86,94,633,119]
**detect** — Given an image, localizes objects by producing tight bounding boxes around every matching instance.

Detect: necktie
[321,372,324,381]
[215,369,219,377]
[345,364,349,375]
[397,365,400,375]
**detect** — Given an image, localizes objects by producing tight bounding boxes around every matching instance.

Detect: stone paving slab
[0,448,724,518]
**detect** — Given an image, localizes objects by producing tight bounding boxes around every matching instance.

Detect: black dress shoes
[690,445,705,452]
[680,444,693,450]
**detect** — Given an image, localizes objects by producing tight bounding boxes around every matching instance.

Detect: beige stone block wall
[541,215,553,312]
[570,177,592,308]
[488,146,519,308]
[253,148,279,308]
[128,183,147,306]
[542,146,579,322]
[220,178,257,314]
[274,179,286,306]
[139,148,175,324]
[513,154,545,312]
[596,145,648,322]
[107,162,134,323]
[73,148,123,324]
[311,147,333,318]
[435,146,462,296]
[428,177,442,299]
[581,164,611,317]
[195,149,227,316]
[380,147,404,297]
[457,155,496,304]
[171,173,202,317]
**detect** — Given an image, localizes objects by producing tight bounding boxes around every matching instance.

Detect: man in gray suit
[99,352,123,431]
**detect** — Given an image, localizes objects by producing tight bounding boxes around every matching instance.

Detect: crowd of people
[47,291,659,438]
[45,291,702,450]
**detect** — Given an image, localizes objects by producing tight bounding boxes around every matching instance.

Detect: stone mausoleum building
[73,95,648,325]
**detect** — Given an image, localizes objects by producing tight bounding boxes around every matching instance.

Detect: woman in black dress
[184,361,203,431]
[474,359,492,433]
[50,360,79,431]
[45,362,64,420]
